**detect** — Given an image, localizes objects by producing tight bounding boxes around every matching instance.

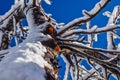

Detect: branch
[0,4,21,23]
[83,65,103,80]
[58,0,110,35]
[106,6,120,50]
[86,21,93,47]
[60,54,71,80]
[61,24,120,37]
[59,42,120,55]
[57,36,89,44]
[61,46,120,75]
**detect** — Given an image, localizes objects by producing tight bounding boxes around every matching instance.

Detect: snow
[103,11,111,17]
[0,13,53,79]
[62,24,120,37]
[44,0,51,5]
[0,4,21,23]
[83,65,102,80]
[13,16,19,46]
[0,37,52,80]
[60,54,70,80]
[117,43,120,50]
[89,0,108,15]
[28,0,34,5]
[107,6,120,24]
[58,0,109,35]
[24,6,53,43]
[14,0,19,4]
[0,27,53,80]
[106,6,120,50]
[27,0,51,5]
[14,0,25,7]
[0,5,54,80]
[72,57,78,80]
[94,34,98,42]
[0,31,3,45]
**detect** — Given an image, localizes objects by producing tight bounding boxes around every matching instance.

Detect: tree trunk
[0,5,58,80]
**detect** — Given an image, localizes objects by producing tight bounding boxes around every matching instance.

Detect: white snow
[27,0,51,5]
[83,65,102,80]
[58,0,109,35]
[44,0,51,5]
[0,22,53,80]
[28,0,34,5]
[0,31,3,45]
[117,43,120,50]
[60,54,70,80]
[103,11,111,17]
[0,4,21,23]
[62,24,120,37]
[0,5,53,80]
[94,34,98,42]
[106,6,120,50]
[0,11,53,79]
[0,41,50,80]
[14,0,25,7]
[89,0,108,15]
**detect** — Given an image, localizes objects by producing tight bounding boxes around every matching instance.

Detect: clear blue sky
[0,0,120,80]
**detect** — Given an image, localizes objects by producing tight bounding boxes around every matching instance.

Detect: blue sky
[0,0,120,80]
[42,0,120,50]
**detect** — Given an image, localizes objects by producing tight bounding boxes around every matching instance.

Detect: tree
[0,0,120,80]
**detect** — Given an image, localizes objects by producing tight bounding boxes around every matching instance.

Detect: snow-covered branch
[0,0,120,80]
[106,6,120,50]
[0,4,21,23]
[58,0,110,36]
[61,24,120,37]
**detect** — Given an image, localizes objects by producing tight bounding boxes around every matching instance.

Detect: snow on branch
[59,42,120,55]
[60,44,120,79]
[65,46,120,74]
[61,24,120,37]
[58,0,110,36]
[106,6,120,50]
[0,4,21,23]
[0,0,120,80]
[60,54,71,80]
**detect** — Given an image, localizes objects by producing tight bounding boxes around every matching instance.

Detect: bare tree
[0,0,120,80]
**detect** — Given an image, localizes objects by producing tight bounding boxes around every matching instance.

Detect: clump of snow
[44,0,51,5]
[103,11,111,17]
[0,37,51,80]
